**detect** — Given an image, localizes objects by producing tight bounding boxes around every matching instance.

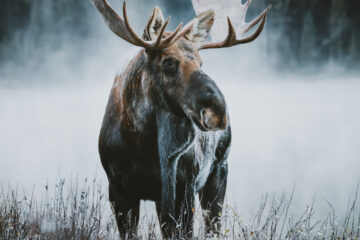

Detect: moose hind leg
[109,184,140,239]
[199,162,228,235]
[155,201,176,239]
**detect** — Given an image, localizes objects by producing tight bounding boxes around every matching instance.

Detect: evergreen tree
[329,0,348,62]
[347,33,360,67]
[300,11,317,65]
[1,0,359,69]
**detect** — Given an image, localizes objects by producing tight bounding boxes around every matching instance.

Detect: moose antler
[192,0,271,49]
[91,0,196,50]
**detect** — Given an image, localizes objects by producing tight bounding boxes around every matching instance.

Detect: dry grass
[0,178,117,240]
[0,179,359,240]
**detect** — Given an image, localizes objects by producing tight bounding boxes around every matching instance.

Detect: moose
[92,0,270,238]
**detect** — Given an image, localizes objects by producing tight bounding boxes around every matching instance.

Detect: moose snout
[187,71,229,131]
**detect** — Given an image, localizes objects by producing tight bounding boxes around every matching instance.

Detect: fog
[1,0,360,222]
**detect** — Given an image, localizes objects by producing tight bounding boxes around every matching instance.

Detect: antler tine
[199,5,271,50]
[235,9,268,44]
[163,23,183,44]
[122,1,152,48]
[154,20,195,49]
[240,5,271,36]
[92,0,197,51]
[153,17,170,47]
[121,1,194,50]
[122,1,198,50]
[225,17,237,44]
[167,19,197,46]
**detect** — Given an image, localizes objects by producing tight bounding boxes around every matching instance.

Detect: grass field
[1,178,359,240]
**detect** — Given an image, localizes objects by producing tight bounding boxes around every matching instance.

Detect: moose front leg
[199,162,228,236]
[175,181,196,237]
[157,111,195,238]
[159,152,180,237]
[108,183,140,239]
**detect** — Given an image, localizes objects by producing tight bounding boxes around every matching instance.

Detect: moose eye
[165,61,174,67]
[162,58,178,74]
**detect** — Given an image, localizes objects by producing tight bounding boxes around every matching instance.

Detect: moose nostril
[201,108,218,130]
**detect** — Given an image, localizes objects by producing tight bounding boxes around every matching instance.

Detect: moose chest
[105,123,225,200]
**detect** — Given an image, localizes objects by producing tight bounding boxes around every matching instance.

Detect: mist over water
[1,0,360,222]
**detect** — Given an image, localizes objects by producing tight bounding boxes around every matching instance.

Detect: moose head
[92,0,270,132]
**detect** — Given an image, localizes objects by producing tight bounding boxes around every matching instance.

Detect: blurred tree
[300,11,317,64]
[311,0,331,61]
[0,0,95,64]
[266,0,360,69]
[345,0,360,65]
[0,0,359,69]
[0,0,32,61]
[330,0,349,61]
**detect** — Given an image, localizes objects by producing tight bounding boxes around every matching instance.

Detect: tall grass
[0,178,117,239]
[0,179,359,240]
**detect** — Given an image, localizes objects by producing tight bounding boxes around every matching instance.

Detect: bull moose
[91,0,270,238]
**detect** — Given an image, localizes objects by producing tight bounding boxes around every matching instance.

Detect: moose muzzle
[188,71,229,132]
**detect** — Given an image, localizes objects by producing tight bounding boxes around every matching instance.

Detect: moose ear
[143,6,165,41]
[186,10,215,43]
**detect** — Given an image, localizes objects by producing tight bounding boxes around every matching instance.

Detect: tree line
[0,0,359,69]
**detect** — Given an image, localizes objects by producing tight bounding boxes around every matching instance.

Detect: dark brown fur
[99,36,230,239]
